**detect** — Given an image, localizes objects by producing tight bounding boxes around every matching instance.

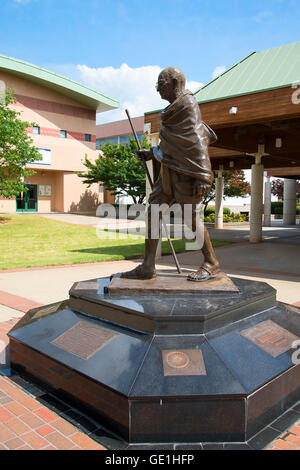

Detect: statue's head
[156,67,186,102]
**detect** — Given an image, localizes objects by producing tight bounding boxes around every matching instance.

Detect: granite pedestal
[8,273,300,445]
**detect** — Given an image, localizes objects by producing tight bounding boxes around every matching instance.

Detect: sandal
[187,263,220,282]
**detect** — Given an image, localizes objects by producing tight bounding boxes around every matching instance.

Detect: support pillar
[250,154,264,243]
[264,176,272,227]
[283,179,296,225]
[215,170,224,229]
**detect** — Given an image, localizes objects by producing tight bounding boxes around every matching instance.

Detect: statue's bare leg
[186,209,220,282]
[121,208,159,279]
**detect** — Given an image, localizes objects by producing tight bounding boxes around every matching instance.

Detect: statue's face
[156,74,173,101]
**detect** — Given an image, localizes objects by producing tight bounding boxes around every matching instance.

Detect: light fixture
[229,106,238,115]
[229,160,235,168]
[275,138,282,148]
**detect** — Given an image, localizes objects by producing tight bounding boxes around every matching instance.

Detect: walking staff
[125,109,182,274]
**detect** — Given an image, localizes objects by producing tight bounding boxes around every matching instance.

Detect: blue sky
[1,0,299,78]
[0,0,299,125]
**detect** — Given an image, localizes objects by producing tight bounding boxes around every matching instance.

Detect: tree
[271,178,300,201]
[78,137,151,204]
[271,179,284,200]
[0,88,42,198]
[203,169,251,211]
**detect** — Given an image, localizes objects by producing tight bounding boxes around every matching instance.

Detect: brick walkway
[0,319,105,451]
[266,423,300,450]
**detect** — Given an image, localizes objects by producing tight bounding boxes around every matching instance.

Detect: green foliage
[271,201,283,214]
[0,88,42,198]
[271,201,300,215]
[204,212,248,223]
[274,206,283,215]
[204,205,215,216]
[78,137,151,204]
[204,206,234,217]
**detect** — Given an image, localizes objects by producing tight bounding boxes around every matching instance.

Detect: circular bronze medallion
[166,351,190,369]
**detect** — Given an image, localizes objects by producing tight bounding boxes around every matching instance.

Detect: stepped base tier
[8,272,300,445]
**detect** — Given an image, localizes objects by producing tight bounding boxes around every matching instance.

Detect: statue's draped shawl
[152,91,216,185]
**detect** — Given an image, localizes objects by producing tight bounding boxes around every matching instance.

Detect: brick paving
[0,291,42,313]
[0,319,106,451]
[266,423,300,450]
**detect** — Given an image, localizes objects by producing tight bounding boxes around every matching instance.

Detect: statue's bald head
[158,67,186,89]
[156,67,186,103]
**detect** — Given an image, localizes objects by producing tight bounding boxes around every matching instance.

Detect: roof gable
[195,41,300,104]
[0,54,119,113]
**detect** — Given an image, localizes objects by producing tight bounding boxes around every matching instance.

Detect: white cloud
[212,65,227,80]
[76,63,203,124]
[188,80,204,93]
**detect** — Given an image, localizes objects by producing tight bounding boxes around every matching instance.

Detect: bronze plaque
[239,320,299,358]
[51,321,117,360]
[162,349,206,376]
[74,281,100,291]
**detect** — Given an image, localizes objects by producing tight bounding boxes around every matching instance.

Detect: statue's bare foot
[120,264,156,280]
[187,262,220,282]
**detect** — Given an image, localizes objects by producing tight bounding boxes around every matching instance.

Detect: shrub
[274,207,283,215]
[204,206,215,216]
[271,201,283,214]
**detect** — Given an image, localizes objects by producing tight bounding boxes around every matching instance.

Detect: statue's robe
[149,90,217,205]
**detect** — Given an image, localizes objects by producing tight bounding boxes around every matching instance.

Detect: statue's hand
[195,183,211,201]
[136,149,153,162]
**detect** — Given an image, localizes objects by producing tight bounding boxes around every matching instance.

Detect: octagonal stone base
[8,275,300,444]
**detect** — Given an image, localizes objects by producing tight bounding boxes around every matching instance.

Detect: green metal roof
[0,54,119,112]
[195,41,300,104]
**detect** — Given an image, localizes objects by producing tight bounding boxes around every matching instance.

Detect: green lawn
[0,215,231,270]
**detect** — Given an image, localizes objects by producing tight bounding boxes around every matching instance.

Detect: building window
[60,130,67,139]
[85,134,91,142]
[32,126,40,135]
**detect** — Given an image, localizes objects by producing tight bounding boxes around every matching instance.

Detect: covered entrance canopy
[193,42,300,173]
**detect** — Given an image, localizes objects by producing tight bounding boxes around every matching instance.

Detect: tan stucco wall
[0,170,103,214]
[0,199,16,212]
[0,71,91,108]
[0,70,97,173]
[63,172,102,213]
[0,70,102,213]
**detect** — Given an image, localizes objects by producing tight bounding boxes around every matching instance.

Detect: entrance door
[16,184,37,212]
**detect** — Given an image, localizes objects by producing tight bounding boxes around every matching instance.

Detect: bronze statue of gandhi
[121,67,220,282]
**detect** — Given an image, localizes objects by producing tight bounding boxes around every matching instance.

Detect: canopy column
[214,168,224,229]
[264,176,272,227]
[250,147,265,243]
[283,178,297,225]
